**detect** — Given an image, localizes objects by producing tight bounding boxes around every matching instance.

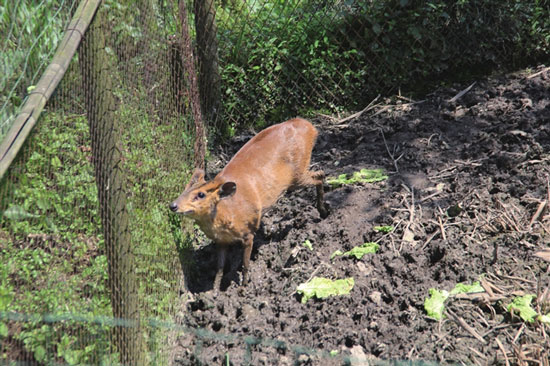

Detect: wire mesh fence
[0,0,549,365]
[1,0,195,364]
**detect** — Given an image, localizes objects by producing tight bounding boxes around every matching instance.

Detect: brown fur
[170,118,328,289]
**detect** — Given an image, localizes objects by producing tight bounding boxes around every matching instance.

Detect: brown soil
[173,66,550,365]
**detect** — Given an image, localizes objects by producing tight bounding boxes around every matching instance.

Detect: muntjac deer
[169,118,328,289]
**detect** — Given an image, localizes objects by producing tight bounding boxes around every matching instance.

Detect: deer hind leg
[301,170,329,218]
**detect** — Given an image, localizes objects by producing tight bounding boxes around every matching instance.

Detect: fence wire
[0,0,549,365]
[1,0,195,364]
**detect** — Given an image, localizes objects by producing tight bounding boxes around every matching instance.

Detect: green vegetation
[217,0,367,128]
[327,169,388,188]
[330,242,379,260]
[215,0,549,131]
[507,295,550,324]
[374,226,394,233]
[2,0,549,363]
[0,0,75,139]
[297,277,355,304]
[508,295,538,323]
[0,112,110,364]
[424,281,484,320]
[117,86,191,320]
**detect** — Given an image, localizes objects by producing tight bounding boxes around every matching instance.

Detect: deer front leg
[214,244,227,290]
[241,235,254,285]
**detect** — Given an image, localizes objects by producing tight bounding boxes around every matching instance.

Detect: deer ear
[218,182,236,199]
[185,168,206,190]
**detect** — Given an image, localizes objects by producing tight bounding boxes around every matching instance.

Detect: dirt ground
[173,65,550,365]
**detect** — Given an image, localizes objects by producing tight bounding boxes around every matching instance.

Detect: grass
[0,87,195,363]
[0,0,76,140]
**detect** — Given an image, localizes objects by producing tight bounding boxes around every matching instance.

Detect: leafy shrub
[215,0,549,131]
[217,0,368,129]
[0,112,111,365]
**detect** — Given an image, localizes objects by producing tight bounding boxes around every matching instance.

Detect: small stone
[240,304,258,319]
[356,261,373,276]
[368,321,378,331]
[349,345,369,366]
[369,291,382,305]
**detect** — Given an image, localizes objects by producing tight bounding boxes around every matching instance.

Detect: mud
[173,66,550,365]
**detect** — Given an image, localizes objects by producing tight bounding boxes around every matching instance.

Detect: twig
[335,94,381,124]
[446,308,487,344]
[396,95,415,103]
[526,66,550,79]
[529,200,547,227]
[381,129,403,173]
[534,250,550,262]
[449,82,476,103]
[495,337,510,366]
[512,323,525,344]
[371,105,391,117]
[468,347,487,361]
[317,113,338,122]
[438,216,447,241]
[421,231,438,250]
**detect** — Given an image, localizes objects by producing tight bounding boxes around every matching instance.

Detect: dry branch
[526,67,550,79]
[335,94,381,124]
[448,82,476,102]
[496,337,511,366]
[446,309,487,344]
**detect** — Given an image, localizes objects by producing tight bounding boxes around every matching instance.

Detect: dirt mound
[174,66,550,365]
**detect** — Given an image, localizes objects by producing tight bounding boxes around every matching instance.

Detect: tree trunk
[194,0,222,131]
[79,9,144,365]
[179,0,207,170]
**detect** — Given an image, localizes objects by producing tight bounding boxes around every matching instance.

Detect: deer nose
[169,202,178,212]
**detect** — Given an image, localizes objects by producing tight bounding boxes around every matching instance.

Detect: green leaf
[0,287,14,310]
[2,205,40,220]
[297,277,354,304]
[0,322,8,337]
[327,169,388,188]
[450,281,484,295]
[51,156,62,168]
[374,225,394,233]
[34,345,47,362]
[507,295,538,323]
[425,281,484,320]
[330,350,339,356]
[330,250,343,260]
[424,288,449,320]
[302,239,313,251]
[331,243,379,260]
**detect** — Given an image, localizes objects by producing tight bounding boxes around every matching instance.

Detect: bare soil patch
[174,66,550,365]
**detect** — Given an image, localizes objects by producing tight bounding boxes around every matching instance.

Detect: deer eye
[197,192,205,199]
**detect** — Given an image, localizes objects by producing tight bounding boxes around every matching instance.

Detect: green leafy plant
[374,226,394,233]
[331,242,379,260]
[216,0,549,133]
[296,277,355,304]
[424,281,484,320]
[507,294,549,324]
[327,169,388,188]
[0,0,73,140]
[507,295,538,323]
[302,239,313,251]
